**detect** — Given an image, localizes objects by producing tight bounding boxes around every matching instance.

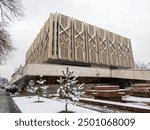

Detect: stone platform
[131,84,150,97]
[85,85,131,100]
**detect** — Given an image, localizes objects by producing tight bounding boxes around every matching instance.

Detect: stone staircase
[85,85,130,101]
[131,84,150,97]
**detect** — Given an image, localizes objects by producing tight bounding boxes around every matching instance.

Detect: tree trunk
[65,103,68,112]
[38,94,40,102]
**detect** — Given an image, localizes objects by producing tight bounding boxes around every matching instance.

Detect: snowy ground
[122,96,150,106]
[122,96,150,103]
[12,96,98,113]
[12,95,150,113]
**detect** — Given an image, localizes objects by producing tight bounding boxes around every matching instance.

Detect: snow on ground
[122,96,150,106]
[122,96,150,103]
[13,96,98,113]
[80,97,150,110]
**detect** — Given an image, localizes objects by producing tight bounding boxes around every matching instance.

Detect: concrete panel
[23,63,111,78]
[111,69,134,79]
[11,64,150,84]
[143,71,150,81]
[134,71,150,81]
[98,68,111,77]
[112,69,150,80]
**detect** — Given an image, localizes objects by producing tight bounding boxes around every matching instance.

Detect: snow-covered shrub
[27,80,35,98]
[27,75,48,102]
[36,75,47,102]
[57,67,84,112]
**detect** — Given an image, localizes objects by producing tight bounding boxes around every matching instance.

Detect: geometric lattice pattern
[58,14,71,60]
[25,13,134,69]
[74,20,86,62]
[107,32,118,66]
[87,24,98,63]
[124,38,134,68]
[117,35,126,67]
[98,28,109,65]
[26,17,50,64]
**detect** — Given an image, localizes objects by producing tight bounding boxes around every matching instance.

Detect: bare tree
[0,0,24,24]
[0,0,24,64]
[0,76,8,88]
[134,60,150,70]
[0,26,14,64]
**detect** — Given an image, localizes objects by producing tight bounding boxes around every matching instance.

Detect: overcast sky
[0,0,150,79]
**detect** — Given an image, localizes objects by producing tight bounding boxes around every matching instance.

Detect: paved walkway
[0,89,9,113]
[0,89,21,113]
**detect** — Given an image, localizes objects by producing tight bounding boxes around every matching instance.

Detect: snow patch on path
[122,96,150,103]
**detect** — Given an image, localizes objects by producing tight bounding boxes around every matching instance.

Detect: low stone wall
[131,85,150,97]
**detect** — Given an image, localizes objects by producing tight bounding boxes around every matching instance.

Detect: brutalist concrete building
[26,13,134,69]
[11,13,150,92]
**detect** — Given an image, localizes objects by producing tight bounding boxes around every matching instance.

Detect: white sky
[0,0,150,80]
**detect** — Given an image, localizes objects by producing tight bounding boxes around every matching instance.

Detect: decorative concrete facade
[11,13,150,94]
[25,13,134,69]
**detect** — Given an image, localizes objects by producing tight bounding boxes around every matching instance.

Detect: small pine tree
[27,80,35,98]
[36,75,46,102]
[57,67,84,112]
[27,76,48,102]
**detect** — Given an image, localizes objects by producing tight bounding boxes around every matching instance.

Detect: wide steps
[131,84,150,97]
[85,85,130,99]
[95,85,119,90]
